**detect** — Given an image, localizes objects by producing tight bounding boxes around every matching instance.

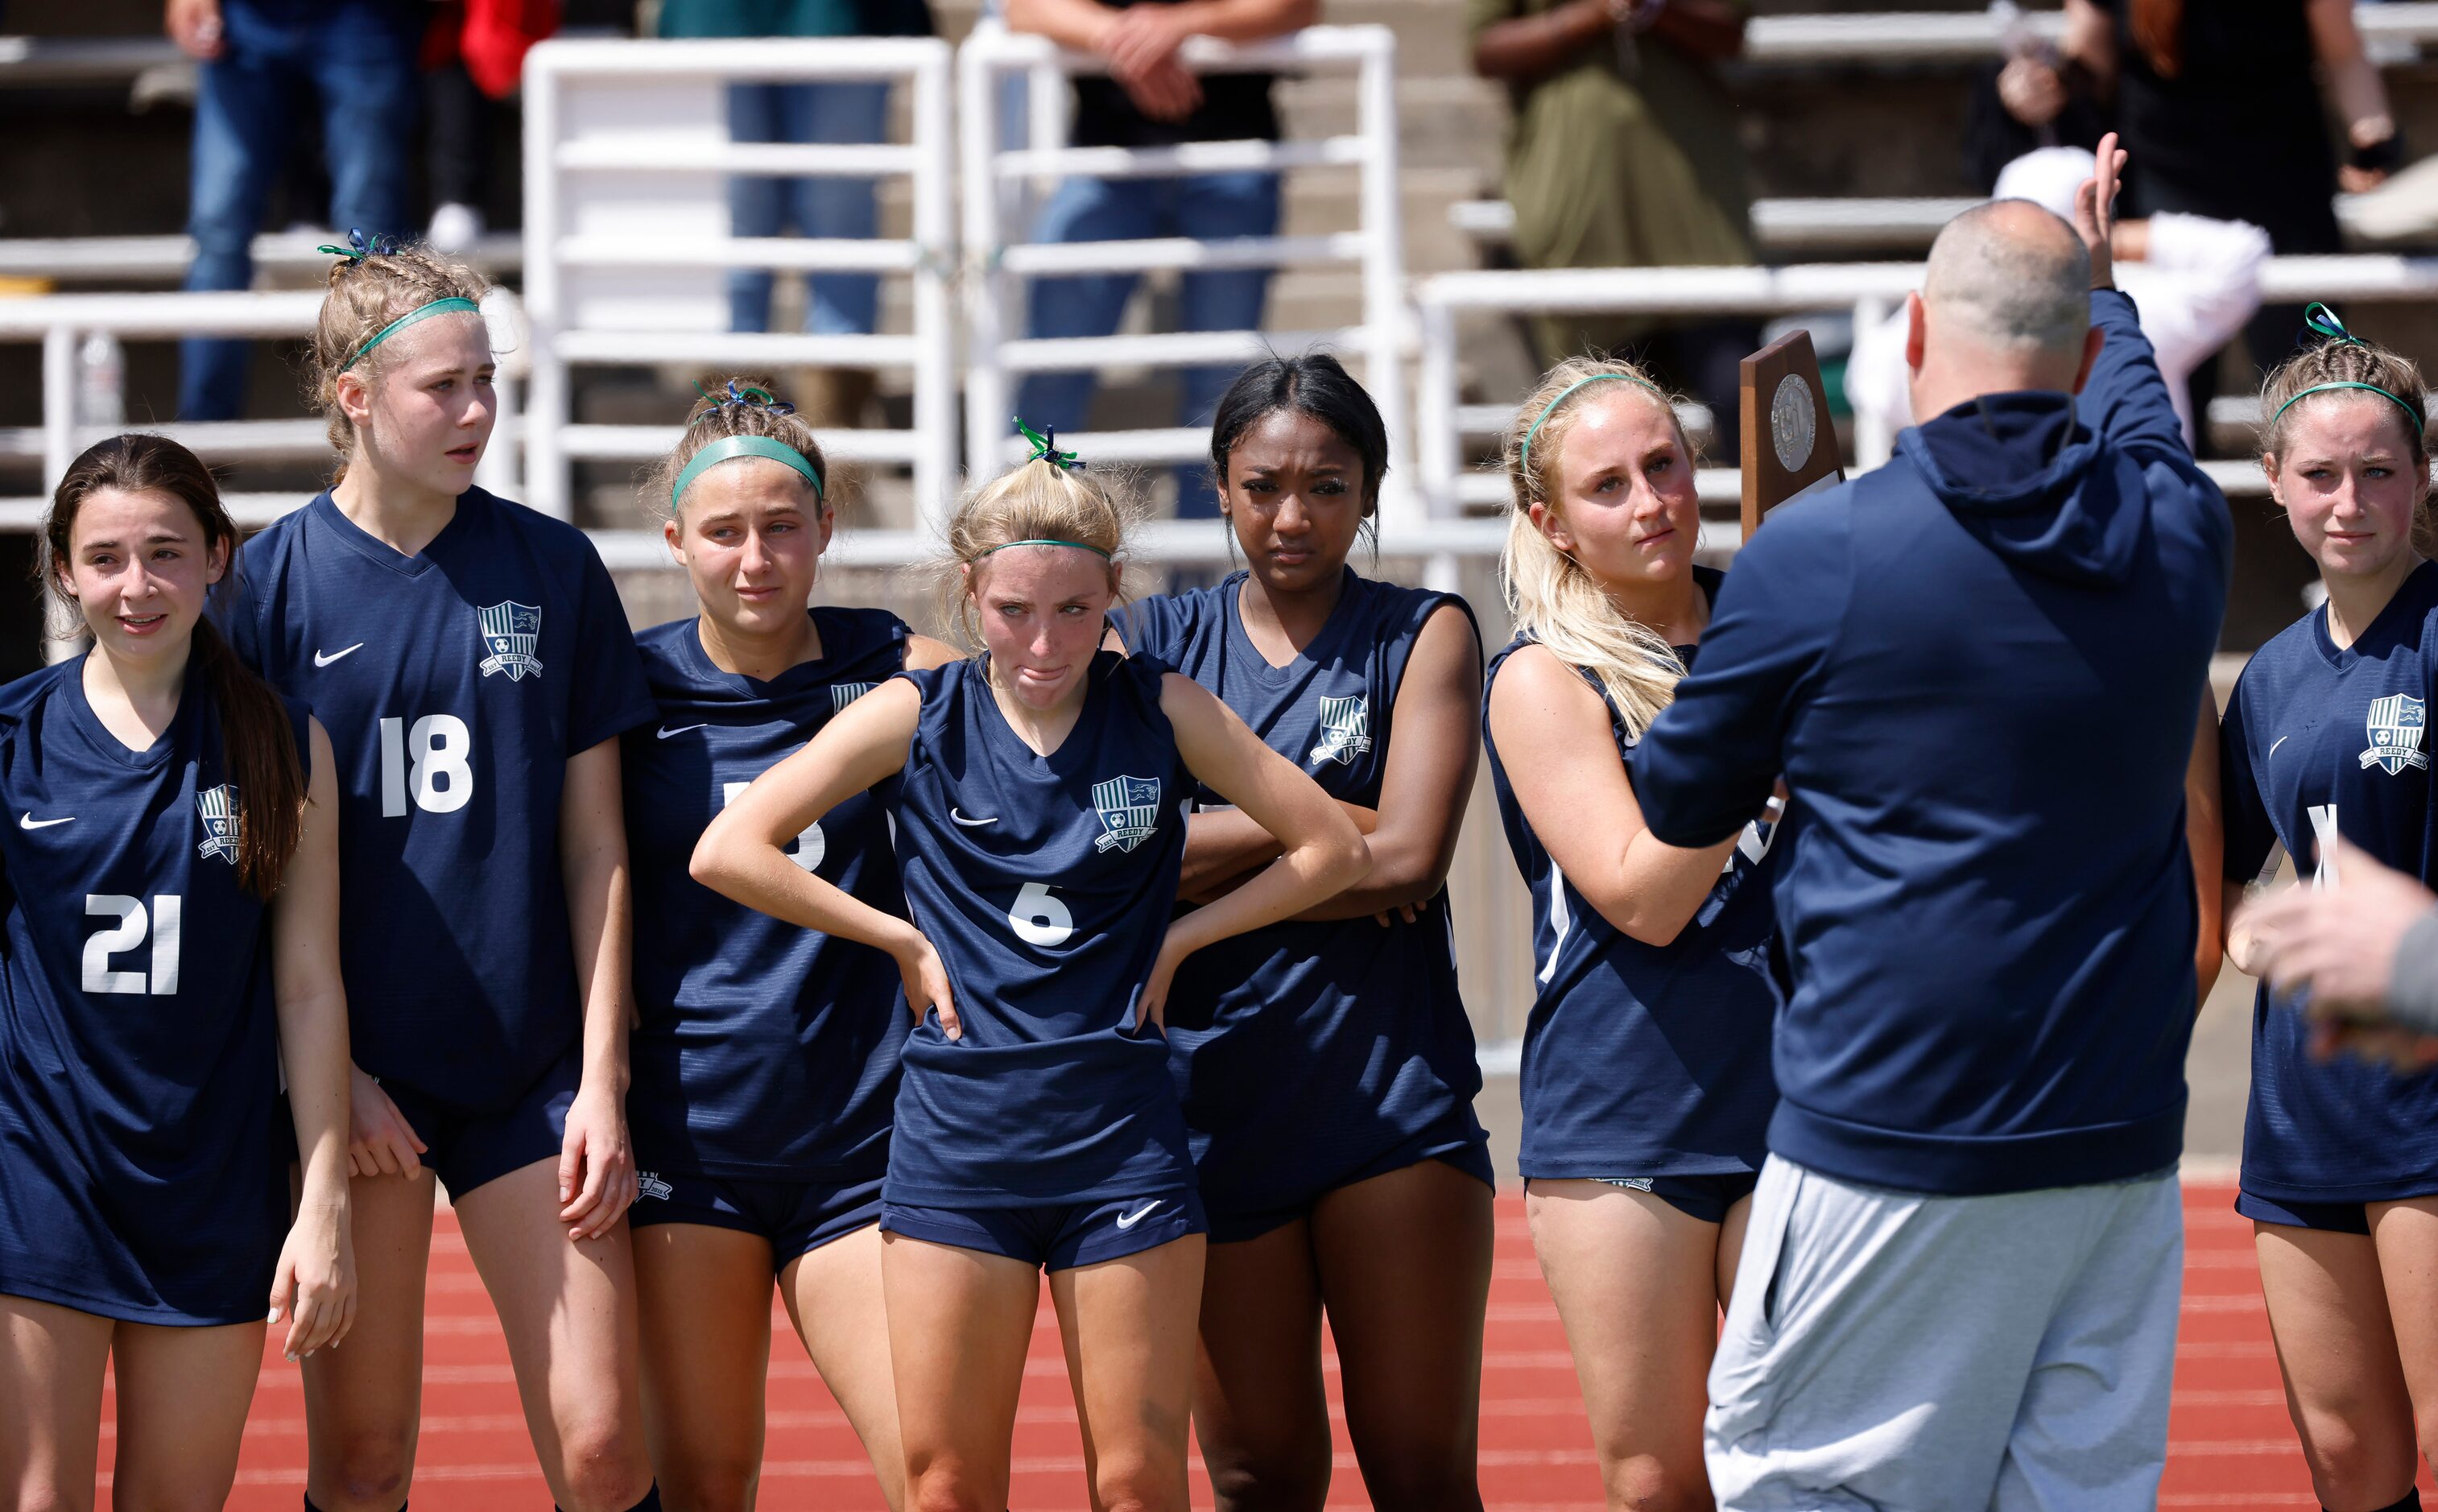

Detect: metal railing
[1415,254,2438,514]
[519,35,958,525]
[956,22,1415,526]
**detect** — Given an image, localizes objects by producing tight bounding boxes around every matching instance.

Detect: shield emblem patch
[2363,693,2429,775]
[1092,775,1163,854]
[477,601,544,682]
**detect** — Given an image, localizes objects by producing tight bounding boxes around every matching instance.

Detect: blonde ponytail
[1498,357,1696,739]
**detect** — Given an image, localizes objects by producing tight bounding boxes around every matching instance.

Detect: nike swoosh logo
[657,725,707,740]
[313,643,364,667]
[1114,1201,1159,1230]
[2269,735,2291,760]
[950,809,998,828]
[19,814,72,829]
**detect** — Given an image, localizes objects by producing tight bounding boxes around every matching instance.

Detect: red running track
[94,1180,2425,1509]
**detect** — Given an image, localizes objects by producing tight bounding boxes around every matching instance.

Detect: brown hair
[646,378,829,522]
[2261,331,2431,477]
[940,458,1138,650]
[1498,357,1698,738]
[308,245,489,477]
[2130,0,2181,79]
[43,436,308,899]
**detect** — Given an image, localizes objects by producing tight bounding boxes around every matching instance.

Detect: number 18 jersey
[226,489,658,1109]
[881,651,1195,1208]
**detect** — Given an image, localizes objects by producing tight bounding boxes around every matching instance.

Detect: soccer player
[1114,354,1497,1509]
[222,239,664,1512]
[2222,304,2438,1512]
[692,446,1369,1512]
[1481,356,1780,1510]
[622,381,957,1510]
[0,434,354,1510]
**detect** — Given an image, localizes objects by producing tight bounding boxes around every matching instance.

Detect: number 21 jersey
[225,489,657,1109]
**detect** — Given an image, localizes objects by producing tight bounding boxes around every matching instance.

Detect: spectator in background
[1849,146,2270,458]
[1003,0,1316,518]
[1998,0,2399,372]
[424,0,563,254]
[660,0,936,429]
[1469,0,1756,461]
[166,0,421,422]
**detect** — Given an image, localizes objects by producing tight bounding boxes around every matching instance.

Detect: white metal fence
[519,35,958,526]
[955,22,1415,525]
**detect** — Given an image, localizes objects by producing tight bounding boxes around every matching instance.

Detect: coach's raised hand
[2073,130,2129,291]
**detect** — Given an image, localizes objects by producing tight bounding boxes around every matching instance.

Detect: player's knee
[321,1427,415,1508]
[1089,1454,1186,1512]
[1349,1450,1481,1512]
[1201,1436,1330,1511]
[1600,1448,1709,1512]
[13,1477,91,1512]
[653,1449,757,1512]
[903,1467,1000,1512]
[2294,1415,2410,1509]
[550,1419,652,1512]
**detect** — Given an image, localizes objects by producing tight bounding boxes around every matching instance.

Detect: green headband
[974,538,1112,560]
[672,435,826,506]
[1519,372,1667,470]
[2271,303,2424,435]
[339,297,482,374]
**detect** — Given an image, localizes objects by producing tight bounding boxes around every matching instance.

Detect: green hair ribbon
[974,538,1113,560]
[1519,371,1667,471]
[2270,301,2425,434]
[1015,418,1084,471]
[672,435,826,506]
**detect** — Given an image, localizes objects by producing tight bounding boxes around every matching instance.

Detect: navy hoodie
[1626,289,2232,1196]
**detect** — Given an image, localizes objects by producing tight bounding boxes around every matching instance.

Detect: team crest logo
[1310,695,1371,766]
[2362,694,2429,775]
[1091,775,1163,854]
[196,784,240,865]
[831,682,878,713]
[477,601,544,681]
[637,1171,672,1201]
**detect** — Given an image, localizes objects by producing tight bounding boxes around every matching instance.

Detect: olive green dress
[1467,0,1754,357]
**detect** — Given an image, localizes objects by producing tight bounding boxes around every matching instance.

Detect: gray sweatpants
[1705,1156,2183,1512]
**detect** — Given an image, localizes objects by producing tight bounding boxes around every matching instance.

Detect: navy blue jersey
[1119,571,1487,1214]
[1483,572,1781,1179]
[225,489,657,1109]
[0,656,310,1324]
[881,651,1195,1207]
[624,607,911,1179]
[2224,560,2438,1203]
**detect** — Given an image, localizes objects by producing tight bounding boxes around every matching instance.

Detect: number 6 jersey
[0,655,309,1324]
[881,651,1196,1208]
[225,488,657,1109]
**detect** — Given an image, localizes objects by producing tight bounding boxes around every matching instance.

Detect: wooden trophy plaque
[1738,329,1844,540]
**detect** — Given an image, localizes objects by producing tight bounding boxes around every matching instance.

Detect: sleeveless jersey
[881,651,1195,1207]
[1119,571,1488,1214]
[2223,559,2438,1202]
[623,607,911,1180]
[1482,571,1782,1178]
[225,488,657,1109]
[0,655,310,1323]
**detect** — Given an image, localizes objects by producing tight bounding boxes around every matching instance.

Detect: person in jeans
[166,0,421,421]
[1625,138,2232,1510]
[1003,0,1315,516]
[660,0,934,428]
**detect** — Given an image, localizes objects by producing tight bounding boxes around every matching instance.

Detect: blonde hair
[308,244,490,475]
[2261,325,2434,556]
[647,378,829,522]
[1498,356,1696,739]
[941,458,1140,649]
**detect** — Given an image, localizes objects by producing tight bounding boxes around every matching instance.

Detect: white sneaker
[428,203,486,254]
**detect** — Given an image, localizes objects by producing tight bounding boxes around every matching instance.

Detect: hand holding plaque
[1739,330,1844,541]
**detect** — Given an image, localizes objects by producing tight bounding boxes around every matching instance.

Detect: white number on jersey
[2308,804,2339,890]
[1008,881,1074,948]
[721,781,824,872]
[380,714,474,816]
[83,894,181,996]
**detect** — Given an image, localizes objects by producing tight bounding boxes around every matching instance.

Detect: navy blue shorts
[1207,1116,1497,1246]
[2236,1188,2438,1235]
[1524,1171,1759,1226]
[629,1167,883,1264]
[880,1190,1206,1271]
[382,1047,578,1200]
